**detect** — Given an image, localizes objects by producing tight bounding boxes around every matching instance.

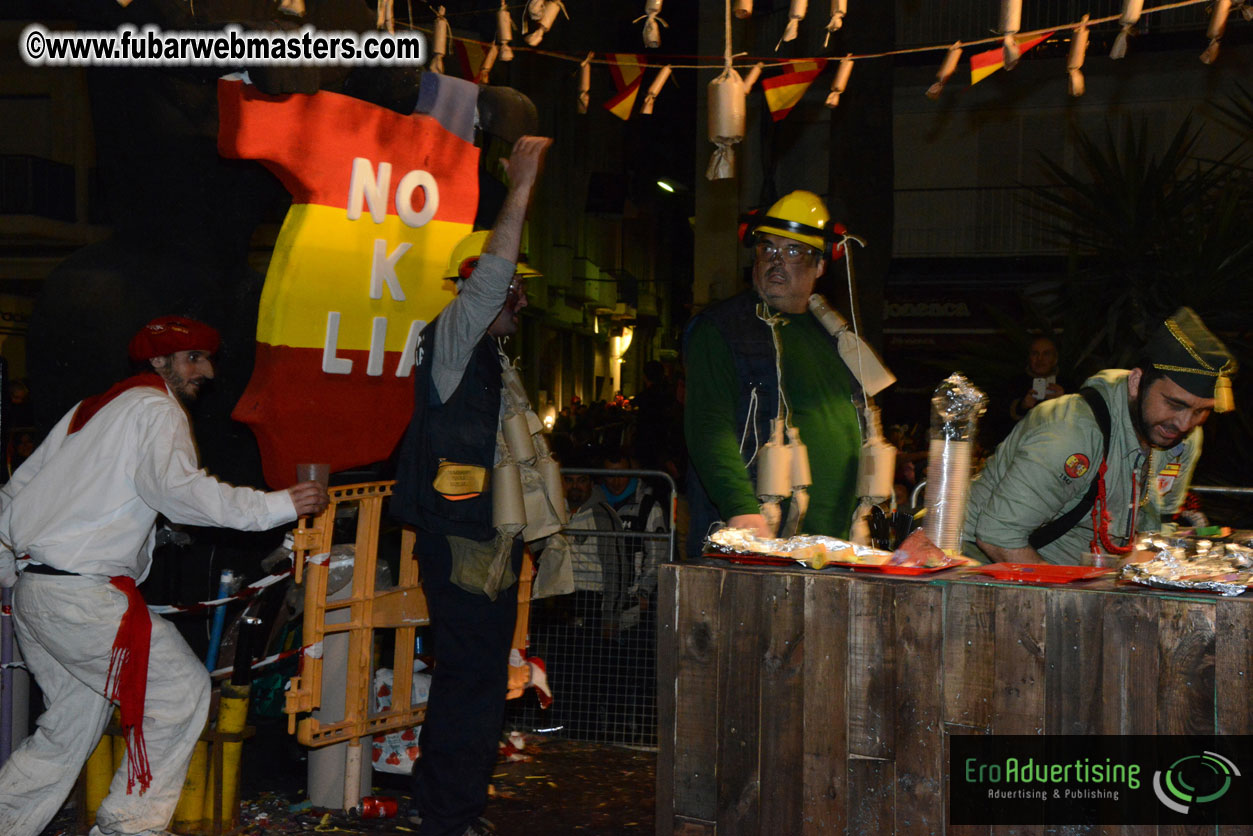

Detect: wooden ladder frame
[282,479,535,808]
[284,481,427,747]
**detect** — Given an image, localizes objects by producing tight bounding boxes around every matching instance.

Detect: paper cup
[296,462,330,489]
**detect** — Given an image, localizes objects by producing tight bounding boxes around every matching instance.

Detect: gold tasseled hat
[1146,307,1237,412]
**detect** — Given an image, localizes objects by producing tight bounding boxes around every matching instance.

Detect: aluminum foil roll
[929,372,988,442]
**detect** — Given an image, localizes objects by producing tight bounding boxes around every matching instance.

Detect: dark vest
[681,291,849,556]
[392,315,502,541]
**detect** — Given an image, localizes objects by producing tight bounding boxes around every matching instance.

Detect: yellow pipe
[171,739,207,833]
[83,734,113,827]
[201,681,249,830]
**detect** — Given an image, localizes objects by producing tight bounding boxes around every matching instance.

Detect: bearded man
[964,307,1237,565]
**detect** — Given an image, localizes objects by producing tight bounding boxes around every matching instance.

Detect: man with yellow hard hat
[964,307,1237,565]
[683,190,863,555]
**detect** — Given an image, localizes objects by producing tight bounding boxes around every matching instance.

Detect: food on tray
[890,528,946,568]
[1119,534,1253,596]
[704,528,886,568]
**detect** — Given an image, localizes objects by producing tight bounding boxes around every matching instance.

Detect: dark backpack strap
[1027,387,1111,551]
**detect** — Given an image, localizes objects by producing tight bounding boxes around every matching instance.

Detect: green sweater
[684,308,862,538]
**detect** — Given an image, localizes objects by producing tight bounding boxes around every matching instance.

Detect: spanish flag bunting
[970,31,1053,85]
[454,38,490,80]
[761,59,827,122]
[603,53,645,119]
[605,76,643,120]
[606,52,645,93]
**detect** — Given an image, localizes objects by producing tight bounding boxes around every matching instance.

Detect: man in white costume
[0,315,328,836]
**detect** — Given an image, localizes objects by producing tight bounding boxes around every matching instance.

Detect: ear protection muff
[738,213,848,261]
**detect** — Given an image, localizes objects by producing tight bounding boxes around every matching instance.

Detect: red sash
[106,576,154,794]
[69,373,167,435]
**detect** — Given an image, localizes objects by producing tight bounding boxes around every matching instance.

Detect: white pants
[0,573,210,836]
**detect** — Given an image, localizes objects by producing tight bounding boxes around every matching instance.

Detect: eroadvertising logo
[1152,751,1240,814]
[949,736,1253,826]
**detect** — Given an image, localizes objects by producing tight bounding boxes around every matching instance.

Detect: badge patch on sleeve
[1157,462,1182,494]
[1064,453,1090,479]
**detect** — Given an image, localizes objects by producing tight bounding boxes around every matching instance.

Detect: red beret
[128,316,221,362]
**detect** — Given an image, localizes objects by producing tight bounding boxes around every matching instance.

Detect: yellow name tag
[433,461,488,500]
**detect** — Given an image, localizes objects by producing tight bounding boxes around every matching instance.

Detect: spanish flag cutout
[217,78,480,488]
[970,31,1053,85]
[454,38,491,81]
[761,59,828,122]
[604,53,645,119]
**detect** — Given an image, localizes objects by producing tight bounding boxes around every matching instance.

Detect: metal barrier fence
[507,468,676,750]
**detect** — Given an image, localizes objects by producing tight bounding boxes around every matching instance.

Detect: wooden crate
[657,564,1253,835]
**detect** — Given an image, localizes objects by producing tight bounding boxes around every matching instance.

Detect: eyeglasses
[754,239,817,264]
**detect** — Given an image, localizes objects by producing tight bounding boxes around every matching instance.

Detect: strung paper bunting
[430,6,450,74]
[525,0,567,47]
[604,54,646,119]
[641,65,673,114]
[577,52,592,114]
[1000,0,1023,69]
[777,0,808,49]
[1068,16,1089,97]
[825,54,854,107]
[497,1,515,61]
[925,42,963,100]
[1200,0,1231,64]
[707,65,746,180]
[761,59,826,121]
[970,31,1052,85]
[742,61,765,94]
[825,0,847,47]
[1111,0,1143,59]
[478,42,499,83]
[636,8,668,49]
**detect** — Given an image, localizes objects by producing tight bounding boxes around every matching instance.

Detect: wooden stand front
[656,562,1253,835]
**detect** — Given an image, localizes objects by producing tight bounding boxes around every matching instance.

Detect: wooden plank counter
[655,561,1253,835]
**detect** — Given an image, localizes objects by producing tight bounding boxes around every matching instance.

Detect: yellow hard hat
[741,190,845,258]
[446,230,541,282]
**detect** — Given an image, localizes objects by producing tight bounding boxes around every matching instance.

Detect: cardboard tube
[503,411,537,464]
[493,462,527,529]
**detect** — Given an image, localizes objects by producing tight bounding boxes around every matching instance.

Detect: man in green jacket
[964,307,1236,565]
[683,191,861,556]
